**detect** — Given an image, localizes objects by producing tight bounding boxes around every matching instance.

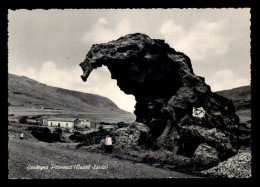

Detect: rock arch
[80,33,241,161]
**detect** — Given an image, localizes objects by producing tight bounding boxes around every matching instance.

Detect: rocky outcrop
[109,122,151,149]
[80,33,242,166]
[70,128,113,146]
[201,152,251,178]
[192,143,220,170]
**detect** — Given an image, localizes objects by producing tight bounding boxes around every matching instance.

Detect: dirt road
[8,138,198,179]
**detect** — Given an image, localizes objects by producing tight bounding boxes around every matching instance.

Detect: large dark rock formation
[80,33,241,163]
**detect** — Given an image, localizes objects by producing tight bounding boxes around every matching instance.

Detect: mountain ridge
[215,85,251,123]
[8,73,130,114]
[215,85,251,111]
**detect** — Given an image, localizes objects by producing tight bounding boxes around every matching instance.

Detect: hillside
[216,85,251,123]
[8,73,250,124]
[8,73,129,114]
[216,86,251,111]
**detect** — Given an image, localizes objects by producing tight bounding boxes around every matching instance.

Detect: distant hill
[216,85,251,123]
[8,73,129,114]
[216,86,251,111]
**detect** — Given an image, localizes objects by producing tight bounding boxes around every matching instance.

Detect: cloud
[84,66,136,113]
[8,61,136,113]
[159,19,231,61]
[98,17,109,25]
[206,69,250,91]
[81,17,132,44]
[9,17,140,113]
[9,61,85,92]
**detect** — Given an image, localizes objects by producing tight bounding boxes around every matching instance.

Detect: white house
[80,119,91,128]
[47,118,80,128]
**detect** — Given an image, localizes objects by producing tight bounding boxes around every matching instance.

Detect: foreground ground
[8,103,251,179]
[8,137,199,179]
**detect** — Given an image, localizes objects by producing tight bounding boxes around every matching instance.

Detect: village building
[40,118,48,126]
[39,117,98,130]
[45,118,80,128]
[80,119,91,128]
[77,119,100,129]
[27,118,38,125]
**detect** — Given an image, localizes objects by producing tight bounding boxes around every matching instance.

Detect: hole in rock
[149,119,167,139]
[177,137,202,157]
[83,66,136,120]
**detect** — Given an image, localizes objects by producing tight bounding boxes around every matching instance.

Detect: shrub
[27,126,38,131]
[75,126,84,131]
[69,132,86,142]
[19,116,28,124]
[117,122,129,128]
[53,128,62,134]
[31,127,62,143]
[64,128,71,133]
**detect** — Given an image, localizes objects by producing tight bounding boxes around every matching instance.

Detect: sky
[8,9,251,113]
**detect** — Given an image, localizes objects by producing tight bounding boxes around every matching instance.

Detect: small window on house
[66,123,68,126]
[51,122,52,126]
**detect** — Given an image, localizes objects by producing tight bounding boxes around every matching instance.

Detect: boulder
[178,125,237,160]
[80,33,243,168]
[192,143,220,170]
[111,122,151,149]
[69,129,111,146]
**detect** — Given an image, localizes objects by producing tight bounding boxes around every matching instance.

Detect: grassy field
[8,120,198,179]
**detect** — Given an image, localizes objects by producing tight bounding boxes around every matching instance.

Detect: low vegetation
[18,116,28,124]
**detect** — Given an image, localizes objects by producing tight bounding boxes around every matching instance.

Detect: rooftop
[45,118,79,122]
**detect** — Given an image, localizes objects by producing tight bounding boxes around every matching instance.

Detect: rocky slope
[79,33,244,169]
[201,152,251,178]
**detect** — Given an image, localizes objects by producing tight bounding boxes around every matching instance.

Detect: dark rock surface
[70,128,112,146]
[201,152,251,178]
[80,33,242,167]
[192,143,220,170]
[110,122,151,149]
